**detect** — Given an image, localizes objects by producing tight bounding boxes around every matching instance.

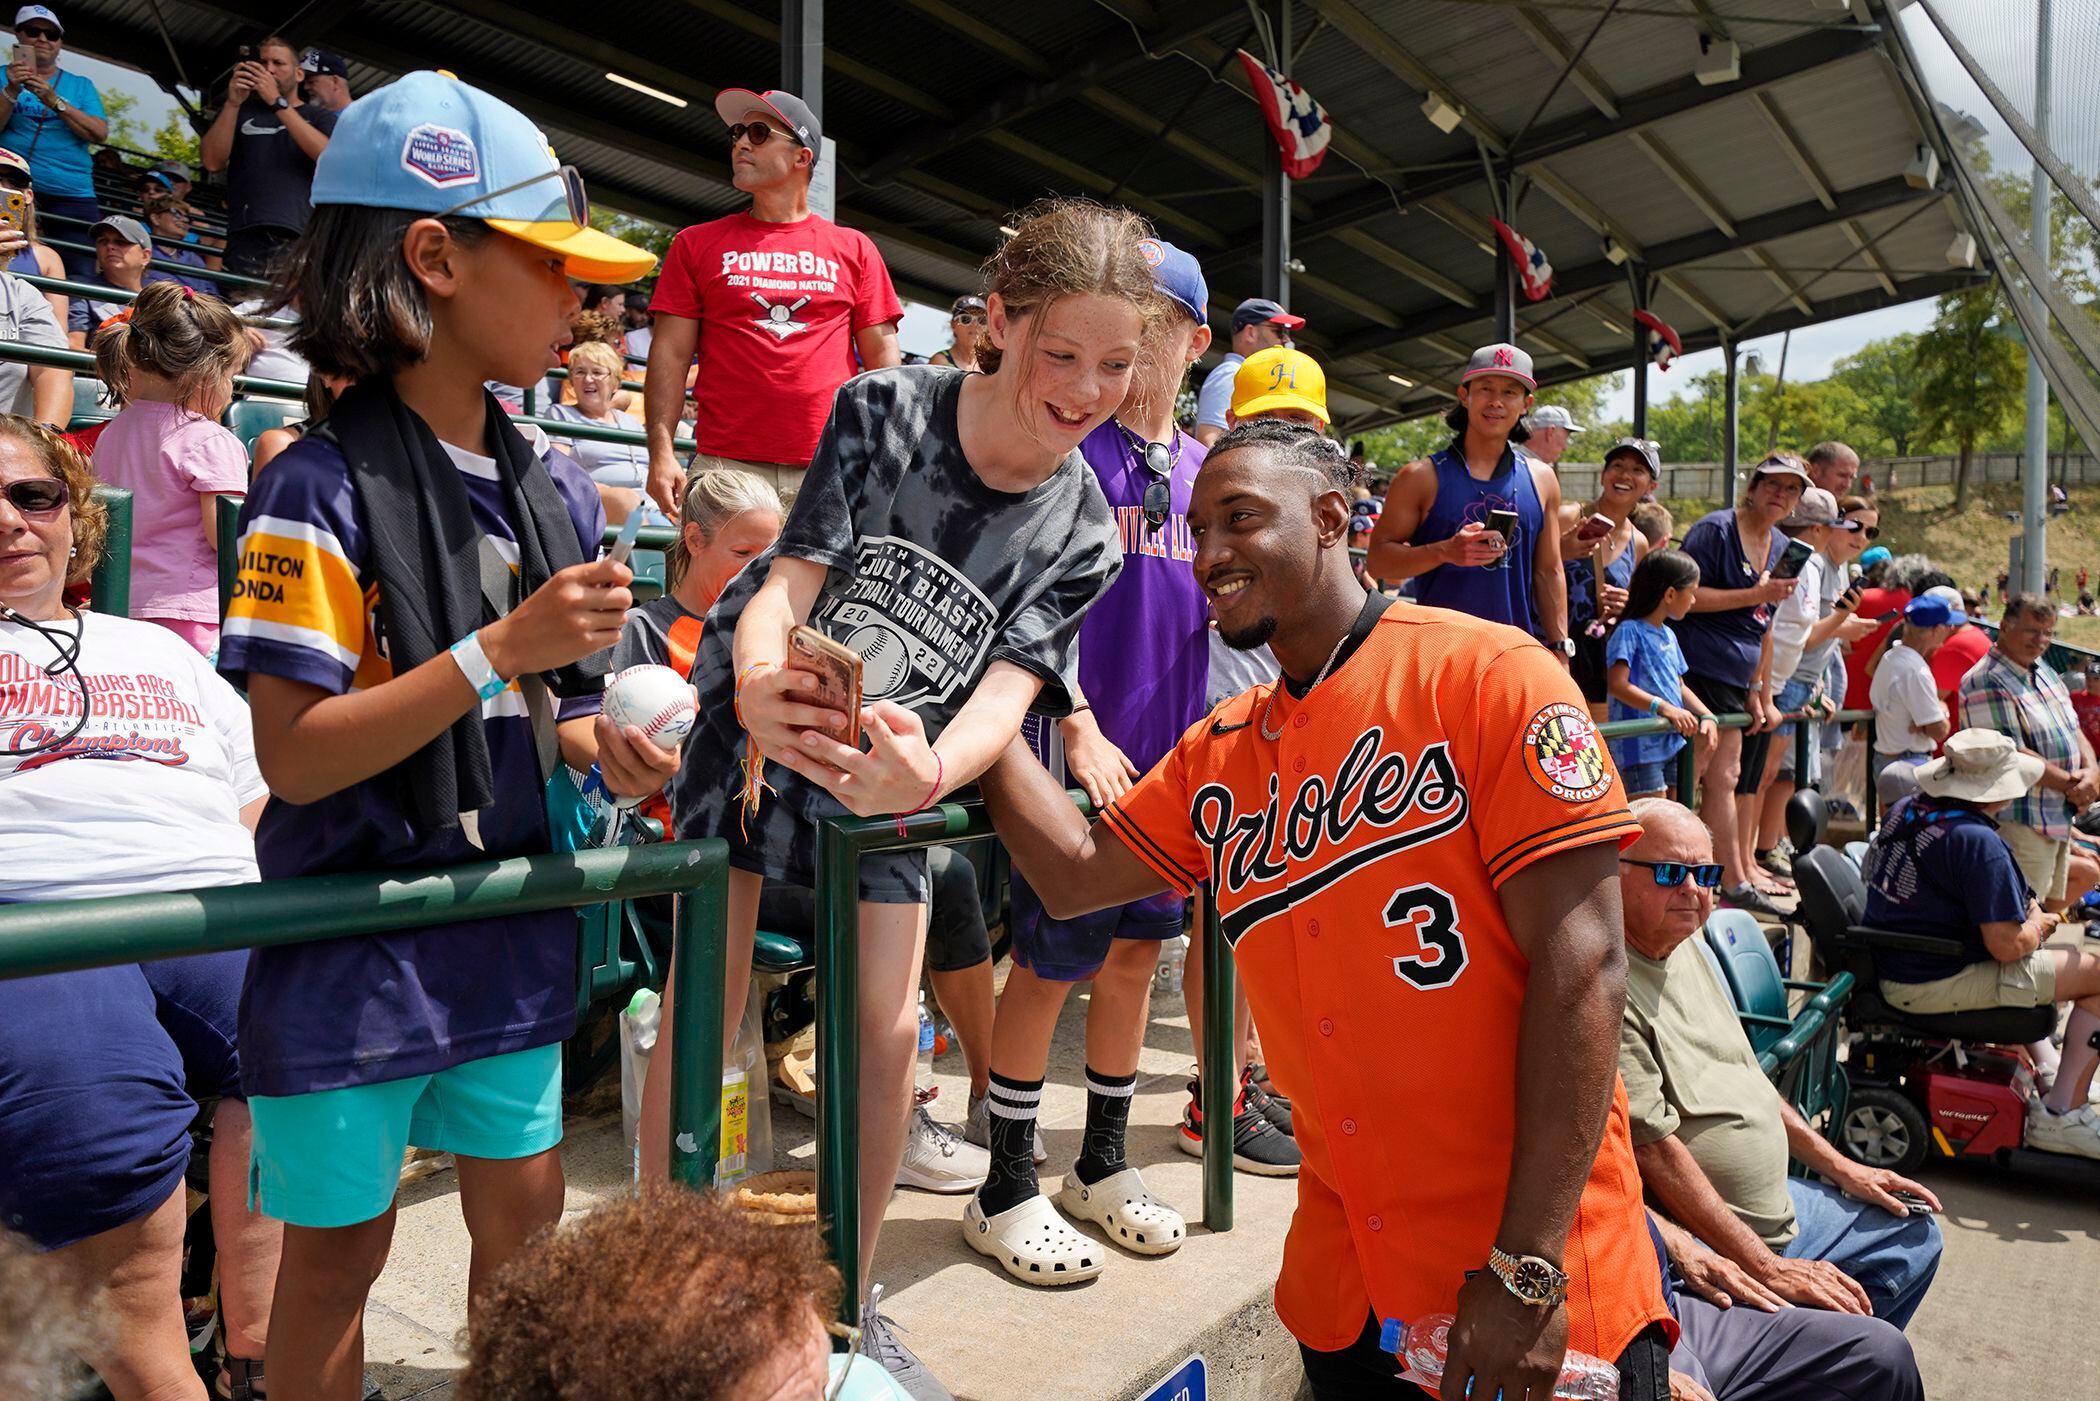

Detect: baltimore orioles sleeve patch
[1522,701,1614,804]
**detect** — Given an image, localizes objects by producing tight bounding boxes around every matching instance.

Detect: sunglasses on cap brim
[434,163,590,228]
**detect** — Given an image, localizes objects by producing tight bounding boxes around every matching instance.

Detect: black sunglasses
[1858,525,1880,539]
[1621,858,1724,889]
[1140,441,1173,533]
[16,26,59,41]
[728,120,803,149]
[3,477,68,515]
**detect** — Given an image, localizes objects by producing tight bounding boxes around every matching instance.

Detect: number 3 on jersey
[1383,883,1469,989]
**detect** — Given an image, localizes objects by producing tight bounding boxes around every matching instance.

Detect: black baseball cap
[950,294,987,317]
[713,87,821,161]
[1231,297,1305,333]
[299,47,348,79]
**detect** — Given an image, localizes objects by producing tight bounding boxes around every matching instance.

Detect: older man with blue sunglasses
[1617,798,1945,1348]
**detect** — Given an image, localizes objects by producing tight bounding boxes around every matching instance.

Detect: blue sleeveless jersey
[1406,444,1545,636]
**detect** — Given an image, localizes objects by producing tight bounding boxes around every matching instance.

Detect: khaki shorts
[1882,947,2059,1015]
[692,453,807,501]
[1998,820,2071,904]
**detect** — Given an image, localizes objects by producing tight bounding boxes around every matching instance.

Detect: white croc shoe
[962,1192,1105,1287]
[1057,1166,1186,1257]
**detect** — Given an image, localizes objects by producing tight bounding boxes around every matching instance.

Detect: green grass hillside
[1659,480,2100,651]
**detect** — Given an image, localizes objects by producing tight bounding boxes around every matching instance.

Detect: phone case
[0,191,24,235]
[1770,540,1815,580]
[787,625,863,750]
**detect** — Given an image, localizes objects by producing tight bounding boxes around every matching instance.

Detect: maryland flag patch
[1523,701,1613,803]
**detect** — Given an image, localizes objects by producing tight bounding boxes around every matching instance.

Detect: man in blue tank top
[1365,342,1571,660]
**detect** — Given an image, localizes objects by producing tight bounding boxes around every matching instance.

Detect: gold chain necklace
[1260,630,1349,741]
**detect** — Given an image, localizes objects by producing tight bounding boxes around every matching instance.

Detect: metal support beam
[1326,178,1938,363]
[1723,342,1741,508]
[2023,0,2053,594]
[1631,270,1649,440]
[1261,0,1291,303]
[781,0,823,117]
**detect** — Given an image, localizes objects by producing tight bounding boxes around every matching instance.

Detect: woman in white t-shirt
[0,416,280,1400]
[545,339,659,526]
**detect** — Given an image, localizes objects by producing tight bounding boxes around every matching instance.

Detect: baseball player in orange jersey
[971,422,1676,1399]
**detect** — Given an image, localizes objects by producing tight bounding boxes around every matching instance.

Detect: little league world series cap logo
[401,123,479,187]
[1523,701,1613,803]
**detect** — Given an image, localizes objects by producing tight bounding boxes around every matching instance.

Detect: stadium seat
[1784,786,1827,854]
[1843,840,1869,869]
[1703,910,1794,1054]
[225,397,300,453]
[68,376,114,430]
[629,547,666,604]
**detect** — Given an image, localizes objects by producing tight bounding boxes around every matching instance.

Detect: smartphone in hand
[1574,513,1614,544]
[787,625,864,751]
[1770,538,1815,581]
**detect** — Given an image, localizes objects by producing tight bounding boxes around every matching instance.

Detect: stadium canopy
[62,0,1988,438]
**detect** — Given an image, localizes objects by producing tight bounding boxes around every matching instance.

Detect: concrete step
[362,983,1313,1400]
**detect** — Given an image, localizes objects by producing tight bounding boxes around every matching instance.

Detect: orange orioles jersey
[1103,601,1673,1360]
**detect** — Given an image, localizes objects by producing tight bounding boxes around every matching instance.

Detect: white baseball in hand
[604,665,697,748]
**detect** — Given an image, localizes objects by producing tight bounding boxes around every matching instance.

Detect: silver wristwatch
[1487,1246,1569,1308]
[1550,637,1577,658]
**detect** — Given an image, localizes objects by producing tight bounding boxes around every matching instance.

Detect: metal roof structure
[59,0,1987,432]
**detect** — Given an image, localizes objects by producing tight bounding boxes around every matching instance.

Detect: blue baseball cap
[1859,545,1891,571]
[310,70,657,283]
[1905,595,1966,628]
[1139,238,1207,324]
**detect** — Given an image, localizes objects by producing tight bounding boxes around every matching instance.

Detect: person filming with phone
[0,6,105,278]
[1365,342,1571,659]
[199,32,337,278]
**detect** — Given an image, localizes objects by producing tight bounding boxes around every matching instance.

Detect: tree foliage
[1913,283,2027,508]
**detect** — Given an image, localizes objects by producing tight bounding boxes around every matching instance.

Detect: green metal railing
[1595,707,1872,806]
[0,841,734,1188]
[25,245,270,300]
[811,799,1241,1320]
[8,338,306,401]
[86,485,130,616]
[38,209,253,283]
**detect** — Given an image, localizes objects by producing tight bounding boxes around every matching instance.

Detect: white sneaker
[2025,1102,2100,1160]
[896,1105,990,1192]
[964,1090,1047,1164]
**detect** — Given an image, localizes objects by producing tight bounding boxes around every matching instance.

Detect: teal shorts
[247,1043,563,1228]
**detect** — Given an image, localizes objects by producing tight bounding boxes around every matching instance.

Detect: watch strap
[1487,1246,1569,1307]
[449,630,508,702]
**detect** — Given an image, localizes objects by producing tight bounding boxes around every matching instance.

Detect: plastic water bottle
[1155,933,1188,997]
[1378,1315,1618,1400]
[916,991,937,1099]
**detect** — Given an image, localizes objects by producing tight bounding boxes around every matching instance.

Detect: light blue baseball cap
[310,70,656,283]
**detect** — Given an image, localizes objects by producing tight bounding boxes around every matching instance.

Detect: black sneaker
[1719,883,1784,919]
[1178,1078,1299,1176]
[1241,1065,1294,1137]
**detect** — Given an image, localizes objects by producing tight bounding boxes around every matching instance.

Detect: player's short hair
[1208,418,1361,491]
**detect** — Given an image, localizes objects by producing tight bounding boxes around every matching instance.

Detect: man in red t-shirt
[643,88,902,510]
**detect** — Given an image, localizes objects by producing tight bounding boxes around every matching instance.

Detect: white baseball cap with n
[310,70,658,284]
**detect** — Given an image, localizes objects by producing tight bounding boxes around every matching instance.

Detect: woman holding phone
[0,9,107,278]
[1559,437,1657,706]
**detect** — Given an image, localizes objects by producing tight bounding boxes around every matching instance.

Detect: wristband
[733,661,777,728]
[449,629,508,702]
[894,751,943,838]
[1648,697,1663,717]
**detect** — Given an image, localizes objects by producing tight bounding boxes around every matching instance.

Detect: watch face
[1515,1258,1554,1296]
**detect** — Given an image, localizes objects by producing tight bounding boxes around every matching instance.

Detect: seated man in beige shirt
[1617,798,1943,1330]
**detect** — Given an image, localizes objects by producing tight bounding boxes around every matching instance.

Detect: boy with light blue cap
[219,71,672,1400]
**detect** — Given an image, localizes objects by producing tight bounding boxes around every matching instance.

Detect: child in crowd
[1631,499,1673,551]
[1607,548,1718,797]
[88,281,251,654]
[652,198,1160,1388]
[216,73,669,1401]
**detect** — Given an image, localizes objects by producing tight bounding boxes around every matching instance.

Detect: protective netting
[1895,0,2100,451]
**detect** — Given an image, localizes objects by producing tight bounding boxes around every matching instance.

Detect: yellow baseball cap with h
[1232,346,1329,427]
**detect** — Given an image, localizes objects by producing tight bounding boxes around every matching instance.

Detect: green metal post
[1676,744,1699,806]
[815,819,863,1322]
[1793,710,1812,791]
[523,383,537,416]
[216,494,243,624]
[88,486,131,617]
[1200,887,1236,1232]
[668,864,729,1189]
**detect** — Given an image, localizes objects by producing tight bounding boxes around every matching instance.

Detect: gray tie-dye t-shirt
[672,365,1120,879]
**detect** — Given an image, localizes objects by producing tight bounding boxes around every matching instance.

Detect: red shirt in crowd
[650,212,902,466]
[1842,587,1911,711]
[2074,689,2100,752]
[1929,624,1992,703]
